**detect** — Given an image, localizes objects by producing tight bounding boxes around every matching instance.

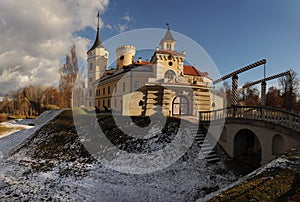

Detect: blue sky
[0,0,299,94]
[90,0,300,88]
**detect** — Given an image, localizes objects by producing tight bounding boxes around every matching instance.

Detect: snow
[0,110,240,201]
[0,110,62,156]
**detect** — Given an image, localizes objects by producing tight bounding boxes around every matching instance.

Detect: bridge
[199,106,300,164]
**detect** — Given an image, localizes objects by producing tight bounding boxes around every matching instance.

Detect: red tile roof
[134,61,152,65]
[155,49,182,56]
[183,65,209,77]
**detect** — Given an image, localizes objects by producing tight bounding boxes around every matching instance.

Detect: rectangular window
[123,82,125,92]
[103,87,105,95]
[108,86,110,94]
[114,84,117,93]
[134,81,139,91]
[89,78,92,82]
[103,100,105,107]
[108,100,110,108]
[98,100,100,107]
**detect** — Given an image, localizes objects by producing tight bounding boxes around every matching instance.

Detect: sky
[0,0,300,95]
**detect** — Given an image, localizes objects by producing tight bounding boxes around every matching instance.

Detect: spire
[88,11,104,53]
[159,23,176,50]
[163,23,175,41]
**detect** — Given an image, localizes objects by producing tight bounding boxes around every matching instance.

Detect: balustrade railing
[199,106,300,132]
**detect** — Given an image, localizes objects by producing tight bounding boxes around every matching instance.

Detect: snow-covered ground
[0,110,62,156]
[0,110,239,201]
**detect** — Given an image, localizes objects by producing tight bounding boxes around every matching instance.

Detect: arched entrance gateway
[172,96,189,116]
[233,129,262,165]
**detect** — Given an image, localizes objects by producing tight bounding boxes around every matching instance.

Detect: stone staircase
[189,125,220,163]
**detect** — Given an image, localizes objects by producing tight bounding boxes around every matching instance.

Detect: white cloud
[106,24,113,30]
[115,24,128,33]
[0,0,109,94]
[123,12,133,22]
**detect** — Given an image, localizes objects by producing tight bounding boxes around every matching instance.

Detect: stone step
[202,150,213,155]
[197,140,209,145]
[201,146,213,151]
[206,153,218,159]
[206,157,220,163]
[201,143,212,147]
[205,152,220,162]
[195,136,205,140]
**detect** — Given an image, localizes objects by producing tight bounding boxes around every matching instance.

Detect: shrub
[0,113,8,122]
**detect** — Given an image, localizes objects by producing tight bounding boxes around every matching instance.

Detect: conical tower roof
[163,29,175,41]
[88,12,104,53]
[88,28,104,53]
[162,23,175,41]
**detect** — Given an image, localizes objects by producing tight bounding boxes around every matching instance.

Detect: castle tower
[87,12,109,107]
[116,45,136,69]
[159,23,176,51]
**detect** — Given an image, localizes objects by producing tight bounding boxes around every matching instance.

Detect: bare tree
[243,85,260,106]
[215,82,231,107]
[279,71,299,109]
[72,64,87,107]
[266,86,283,108]
[59,44,79,108]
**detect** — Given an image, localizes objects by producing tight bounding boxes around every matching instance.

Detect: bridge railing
[199,106,300,132]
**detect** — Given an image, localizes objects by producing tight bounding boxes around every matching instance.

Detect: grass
[0,125,26,136]
[72,107,88,115]
[209,149,300,201]
[8,115,37,119]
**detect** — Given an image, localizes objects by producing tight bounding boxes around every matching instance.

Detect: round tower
[116,45,136,69]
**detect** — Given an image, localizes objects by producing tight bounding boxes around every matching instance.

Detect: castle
[86,24,220,116]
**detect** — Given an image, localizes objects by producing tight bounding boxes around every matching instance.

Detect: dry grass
[209,150,300,201]
[0,125,26,136]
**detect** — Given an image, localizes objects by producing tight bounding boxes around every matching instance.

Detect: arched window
[272,134,284,156]
[172,96,188,116]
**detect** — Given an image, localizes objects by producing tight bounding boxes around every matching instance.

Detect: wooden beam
[213,59,267,84]
[242,70,292,89]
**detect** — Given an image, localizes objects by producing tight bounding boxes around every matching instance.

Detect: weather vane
[166,23,170,30]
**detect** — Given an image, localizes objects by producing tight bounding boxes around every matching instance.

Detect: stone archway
[233,129,262,165]
[172,96,189,116]
[272,134,284,156]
